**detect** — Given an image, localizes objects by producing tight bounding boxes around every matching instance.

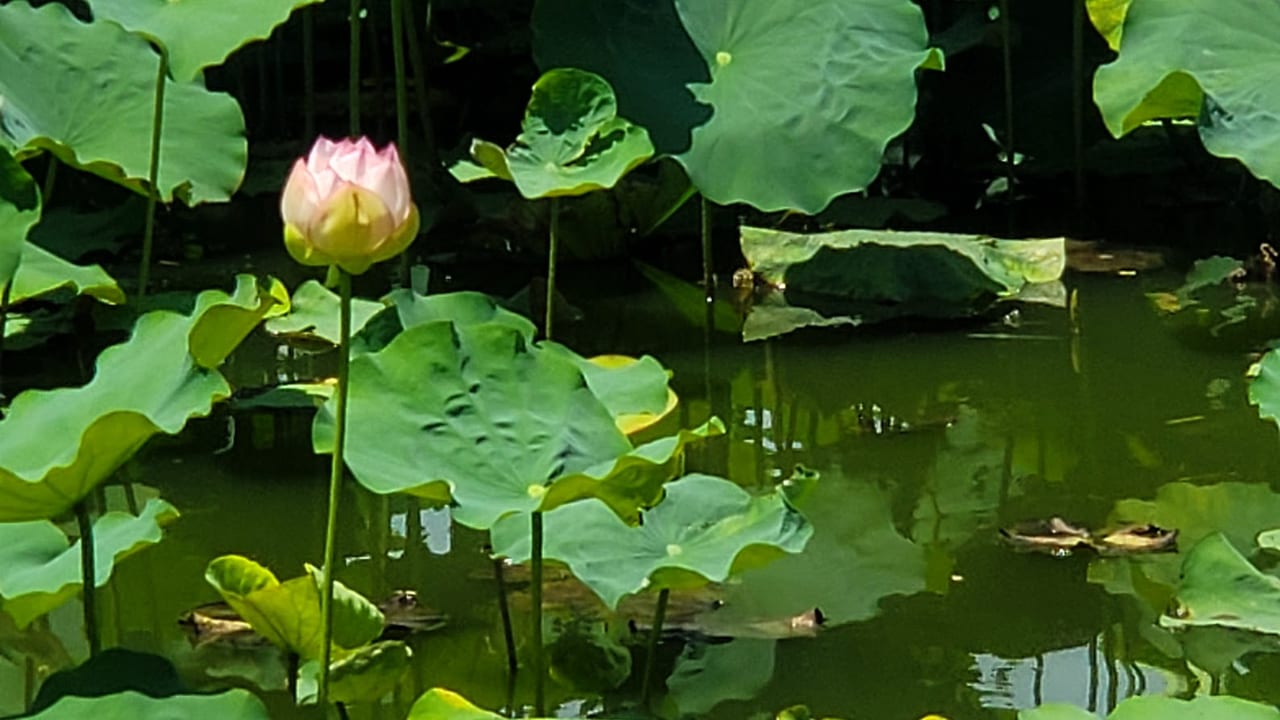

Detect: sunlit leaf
[11,243,124,306]
[1161,532,1280,636]
[297,640,412,705]
[264,279,386,346]
[1022,694,1280,720]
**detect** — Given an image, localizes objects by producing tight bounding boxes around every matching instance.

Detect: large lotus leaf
[543,347,675,435]
[26,689,270,720]
[407,689,508,720]
[297,640,412,705]
[667,639,776,716]
[492,474,812,608]
[0,498,177,628]
[10,242,124,306]
[1086,0,1130,51]
[1093,0,1280,187]
[91,0,322,82]
[0,3,246,204]
[1160,532,1280,636]
[0,281,272,522]
[0,147,37,288]
[204,556,384,660]
[351,289,537,354]
[712,473,926,627]
[675,0,935,212]
[501,69,654,199]
[1022,695,1280,720]
[189,276,283,368]
[264,279,386,346]
[317,320,632,528]
[1250,348,1280,431]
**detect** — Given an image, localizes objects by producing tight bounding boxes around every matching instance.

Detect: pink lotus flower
[281,136,420,275]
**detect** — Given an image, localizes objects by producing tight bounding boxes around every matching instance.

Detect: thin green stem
[138,49,168,299]
[348,0,362,137]
[531,511,545,715]
[402,0,438,167]
[75,500,100,656]
[303,8,316,138]
[1072,0,1086,216]
[700,195,713,300]
[317,270,353,707]
[23,656,34,711]
[41,157,57,207]
[999,0,1015,231]
[492,557,518,675]
[544,199,561,340]
[391,0,411,286]
[639,587,670,706]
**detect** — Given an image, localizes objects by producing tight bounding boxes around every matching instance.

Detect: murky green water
[6,267,1280,719]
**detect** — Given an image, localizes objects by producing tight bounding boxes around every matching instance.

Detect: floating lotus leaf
[204,555,384,660]
[1250,349,1280,431]
[0,498,177,628]
[24,689,271,720]
[533,0,937,213]
[1022,694,1280,720]
[91,0,323,82]
[1160,532,1280,636]
[11,243,124,306]
[407,689,508,720]
[264,279,386,346]
[0,277,275,522]
[739,227,1064,339]
[1093,0,1280,188]
[0,147,37,288]
[493,474,812,608]
[668,639,776,716]
[454,69,655,199]
[316,318,716,528]
[297,640,413,705]
[0,3,246,204]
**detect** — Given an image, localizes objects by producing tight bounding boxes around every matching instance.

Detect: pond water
[5,264,1280,719]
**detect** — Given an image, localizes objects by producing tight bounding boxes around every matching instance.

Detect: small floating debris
[1000,518,1177,558]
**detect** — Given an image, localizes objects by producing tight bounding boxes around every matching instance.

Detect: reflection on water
[6,269,1280,719]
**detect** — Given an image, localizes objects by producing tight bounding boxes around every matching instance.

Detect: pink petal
[305,136,340,175]
[280,158,319,228]
[361,158,410,223]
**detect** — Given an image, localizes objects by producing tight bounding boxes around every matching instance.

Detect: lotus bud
[280,136,420,275]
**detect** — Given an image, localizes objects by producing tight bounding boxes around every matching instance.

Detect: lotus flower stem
[41,157,57,207]
[303,9,316,138]
[317,269,353,707]
[639,587,670,705]
[998,0,1015,228]
[138,49,169,299]
[348,0,362,136]
[701,195,713,301]
[544,199,561,340]
[492,557,518,674]
[391,0,411,286]
[1071,0,1086,216]
[402,0,438,167]
[74,500,100,656]
[531,510,546,715]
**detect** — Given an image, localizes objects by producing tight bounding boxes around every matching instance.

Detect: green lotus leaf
[264,279,386,346]
[1160,532,1280,635]
[1085,0,1131,50]
[297,640,412,705]
[542,346,672,426]
[91,0,323,82]
[408,689,508,720]
[189,275,282,368]
[0,3,247,204]
[25,689,271,720]
[673,0,936,212]
[1093,0,1280,187]
[463,69,655,199]
[532,0,936,213]
[0,498,178,628]
[204,555,384,660]
[491,474,812,608]
[0,280,271,522]
[349,289,536,356]
[0,147,37,288]
[1022,694,1280,720]
[11,242,124,306]
[668,639,776,716]
[1250,349,1280,431]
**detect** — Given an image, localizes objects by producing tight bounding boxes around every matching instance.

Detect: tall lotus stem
[348,0,362,136]
[391,0,411,285]
[544,199,561,340]
[639,587,670,706]
[75,500,99,656]
[531,510,546,715]
[700,196,713,301]
[1072,0,1086,217]
[138,49,168,299]
[317,270,353,707]
[492,557,518,674]
[402,0,438,167]
[999,0,1015,230]
[303,9,316,138]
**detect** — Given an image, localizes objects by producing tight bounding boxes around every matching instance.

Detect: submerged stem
[75,500,99,657]
[639,587,670,706]
[348,0,362,137]
[317,270,353,707]
[531,511,545,715]
[492,557,518,675]
[138,49,168,299]
[544,199,561,341]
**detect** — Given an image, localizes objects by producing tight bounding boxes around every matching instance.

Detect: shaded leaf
[265,279,385,346]
[407,689,506,720]
[25,689,271,719]
[0,499,178,628]
[1022,694,1280,720]
[297,640,412,705]
[1162,532,1280,636]
[0,146,38,288]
